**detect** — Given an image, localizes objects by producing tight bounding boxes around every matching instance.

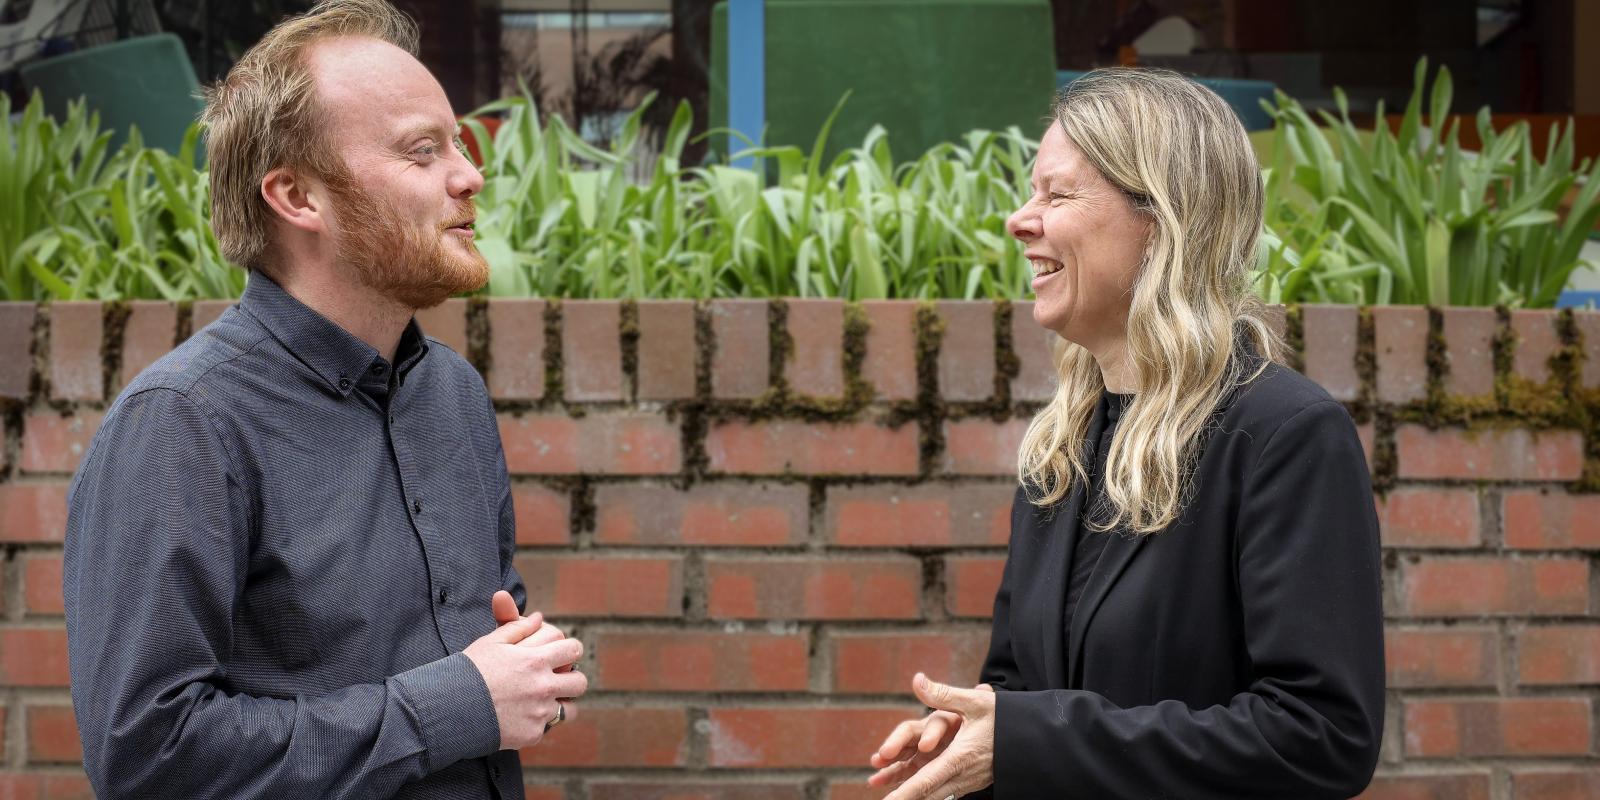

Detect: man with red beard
[62,2,584,798]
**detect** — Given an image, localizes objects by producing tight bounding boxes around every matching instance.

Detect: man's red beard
[325,175,488,310]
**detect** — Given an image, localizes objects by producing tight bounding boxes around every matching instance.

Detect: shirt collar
[238,271,429,397]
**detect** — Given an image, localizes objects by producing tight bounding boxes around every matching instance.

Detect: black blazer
[973,359,1384,799]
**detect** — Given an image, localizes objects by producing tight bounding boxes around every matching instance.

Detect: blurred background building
[7,0,1598,157]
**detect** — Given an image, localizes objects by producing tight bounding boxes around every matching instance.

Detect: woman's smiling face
[1006,123,1152,347]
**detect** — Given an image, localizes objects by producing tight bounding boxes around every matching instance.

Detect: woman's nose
[1007,205,1040,242]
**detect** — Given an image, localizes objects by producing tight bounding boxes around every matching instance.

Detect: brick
[1011,301,1059,401]
[1517,625,1600,685]
[710,300,769,399]
[1576,310,1600,389]
[860,301,918,402]
[937,301,995,402]
[562,300,624,402]
[1357,422,1375,472]
[48,301,102,402]
[706,419,918,476]
[1401,557,1589,617]
[1511,309,1560,383]
[1440,307,1496,397]
[595,482,808,547]
[523,785,565,800]
[824,482,1011,547]
[1396,426,1584,481]
[0,484,70,543]
[499,413,681,475]
[827,628,990,693]
[519,706,688,767]
[20,411,103,474]
[1510,769,1600,800]
[1301,305,1361,402]
[1384,627,1499,688]
[1357,772,1490,800]
[22,554,64,615]
[1504,490,1600,549]
[190,298,235,334]
[0,628,70,686]
[0,773,95,800]
[25,705,79,764]
[1376,488,1480,548]
[826,784,889,800]
[1373,306,1428,404]
[636,300,697,400]
[592,630,808,692]
[511,484,570,546]
[945,555,1005,618]
[706,557,922,620]
[514,555,684,618]
[784,298,844,398]
[119,301,177,385]
[706,706,921,767]
[0,302,37,399]
[1403,698,1591,757]
[591,783,806,800]
[486,298,545,400]
[941,418,1029,475]
[411,298,467,355]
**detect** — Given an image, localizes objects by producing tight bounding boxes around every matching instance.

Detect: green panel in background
[21,34,205,163]
[712,0,1056,165]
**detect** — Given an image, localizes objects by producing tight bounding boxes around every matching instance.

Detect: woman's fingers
[867,751,929,787]
[873,718,925,764]
[918,711,958,752]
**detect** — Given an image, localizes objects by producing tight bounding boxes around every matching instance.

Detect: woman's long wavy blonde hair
[1017,68,1282,533]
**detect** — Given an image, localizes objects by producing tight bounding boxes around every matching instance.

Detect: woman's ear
[261,166,329,235]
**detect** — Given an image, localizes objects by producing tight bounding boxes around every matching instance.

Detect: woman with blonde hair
[865,69,1384,799]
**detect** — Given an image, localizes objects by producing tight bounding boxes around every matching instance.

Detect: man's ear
[261,166,329,234]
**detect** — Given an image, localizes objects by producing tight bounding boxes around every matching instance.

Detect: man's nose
[452,153,485,199]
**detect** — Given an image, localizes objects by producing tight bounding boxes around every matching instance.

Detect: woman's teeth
[1030,258,1063,277]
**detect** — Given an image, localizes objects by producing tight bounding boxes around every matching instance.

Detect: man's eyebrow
[392,121,463,146]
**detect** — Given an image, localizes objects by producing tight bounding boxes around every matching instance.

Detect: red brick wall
[1,299,1598,798]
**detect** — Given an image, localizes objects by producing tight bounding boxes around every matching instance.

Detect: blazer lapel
[1038,398,1108,690]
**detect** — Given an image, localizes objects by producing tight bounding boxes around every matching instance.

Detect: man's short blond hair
[201,0,419,273]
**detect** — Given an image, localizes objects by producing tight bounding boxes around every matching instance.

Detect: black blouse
[1061,390,1132,662]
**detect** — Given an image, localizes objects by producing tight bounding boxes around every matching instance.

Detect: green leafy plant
[462,91,1036,300]
[0,91,241,302]
[6,62,1596,306]
[1256,58,1600,307]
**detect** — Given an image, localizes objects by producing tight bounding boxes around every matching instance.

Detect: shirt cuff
[392,652,501,770]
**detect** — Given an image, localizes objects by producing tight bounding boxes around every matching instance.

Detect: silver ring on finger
[544,701,565,732]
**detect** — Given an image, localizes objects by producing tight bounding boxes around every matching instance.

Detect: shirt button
[371,364,385,375]
[412,499,423,514]
[490,763,500,779]
[389,414,396,424]
[337,375,351,391]
[437,588,448,605]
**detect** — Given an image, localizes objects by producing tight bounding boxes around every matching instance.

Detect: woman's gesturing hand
[868,674,995,800]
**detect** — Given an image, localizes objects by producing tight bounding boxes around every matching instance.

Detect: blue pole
[728,0,764,169]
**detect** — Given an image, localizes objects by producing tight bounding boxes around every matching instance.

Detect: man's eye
[415,144,438,158]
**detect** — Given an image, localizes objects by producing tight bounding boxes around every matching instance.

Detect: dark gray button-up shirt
[64,272,526,799]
